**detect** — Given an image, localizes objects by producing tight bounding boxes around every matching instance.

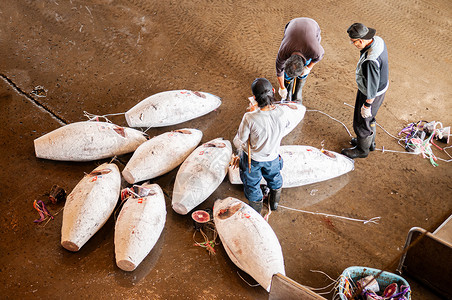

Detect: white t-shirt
[233,106,291,162]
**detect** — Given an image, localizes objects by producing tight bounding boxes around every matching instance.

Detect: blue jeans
[239,152,283,202]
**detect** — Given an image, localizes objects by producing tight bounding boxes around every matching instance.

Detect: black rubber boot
[269,188,282,210]
[341,134,373,159]
[248,199,263,214]
[370,121,376,150]
[284,78,294,102]
[350,137,376,151]
[261,185,270,202]
[350,121,376,151]
[292,77,305,104]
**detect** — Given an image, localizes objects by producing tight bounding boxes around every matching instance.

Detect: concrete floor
[0,0,451,299]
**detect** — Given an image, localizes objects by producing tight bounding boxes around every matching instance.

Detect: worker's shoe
[350,121,377,151]
[261,185,270,202]
[269,188,282,210]
[342,134,373,159]
[248,199,263,214]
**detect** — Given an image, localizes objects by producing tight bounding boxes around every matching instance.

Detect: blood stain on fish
[193,91,206,98]
[89,168,112,176]
[217,203,242,219]
[174,129,192,134]
[204,142,226,148]
[113,126,126,137]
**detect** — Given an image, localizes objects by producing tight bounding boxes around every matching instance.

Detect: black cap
[347,23,376,39]
[251,78,273,97]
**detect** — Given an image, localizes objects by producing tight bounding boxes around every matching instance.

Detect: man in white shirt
[233,78,292,213]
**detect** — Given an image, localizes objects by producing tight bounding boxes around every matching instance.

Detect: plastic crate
[337,266,411,300]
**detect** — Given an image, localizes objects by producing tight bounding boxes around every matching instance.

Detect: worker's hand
[301,66,311,78]
[361,105,372,118]
[246,103,257,112]
[230,154,240,169]
[246,96,258,112]
[278,87,287,100]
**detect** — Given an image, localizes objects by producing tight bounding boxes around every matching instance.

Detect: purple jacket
[276,18,324,77]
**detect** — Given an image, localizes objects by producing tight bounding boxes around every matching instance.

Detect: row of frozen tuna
[34,90,354,291]
[60,164,163,272]
[34,89,222,161]
[36,125,234,214]
[34,90,354,191]
[61,162,283,291]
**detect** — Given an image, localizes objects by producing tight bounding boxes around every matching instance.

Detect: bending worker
[276,17,324,103]
[233,78,292,213]
[342,23,389,159]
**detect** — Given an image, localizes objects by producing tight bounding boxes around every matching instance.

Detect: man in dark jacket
[276,17,324,104]
[342,23,389,159]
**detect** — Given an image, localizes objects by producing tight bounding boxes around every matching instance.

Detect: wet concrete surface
[0,0,451,299]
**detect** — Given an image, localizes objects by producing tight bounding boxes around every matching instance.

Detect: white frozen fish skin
[279,102,306,137]
[213,197,285,292]
[125,90,221,128]
[61,163,121,251]
[34,121,147,161]
[172,138,232,215]
[114,183,166,271]
[228,145,354,188]
[122,128,203,184]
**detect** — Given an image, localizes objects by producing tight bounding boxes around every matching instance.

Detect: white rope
[144,125,153,133]
[343,102,354,109]
[343,103,451,164]
[236,271,260,287]
[263,196,272,222]
[435,144,452,162]
[301,270,339,294]
[307,109,353,137]
[308,284,338,296]
[332,272,358,300]
[375,147,419,155]
[278,205,380,225]
[123,187,140,198]
[437,157,452,162]
[376,123,400,140]
[109,156,119,164]
[83,111,125,123]
[344,102,401,140]
[103,112,126,117]
[310,269,338,282]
